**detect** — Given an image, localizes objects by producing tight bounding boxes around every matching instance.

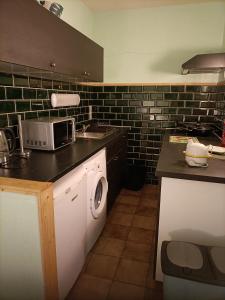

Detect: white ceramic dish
[208,145,225,155]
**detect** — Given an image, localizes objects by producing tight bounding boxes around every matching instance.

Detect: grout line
[70,187,162,299]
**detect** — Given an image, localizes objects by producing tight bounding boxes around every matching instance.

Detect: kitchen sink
[76,125,118,140]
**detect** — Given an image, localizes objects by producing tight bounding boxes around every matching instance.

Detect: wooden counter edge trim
[38,184,59,300]
[0,177,51,194]
[0,177,59,300]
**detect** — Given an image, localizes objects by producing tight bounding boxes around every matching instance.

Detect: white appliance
[21,117,75,151]
[53,165,86,300]
[83,148,108,254]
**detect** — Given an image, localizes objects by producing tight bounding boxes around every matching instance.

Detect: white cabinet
[0,179,58,300]
[0,192,44,300]
[156,177,225,281]
[53,165,86,300]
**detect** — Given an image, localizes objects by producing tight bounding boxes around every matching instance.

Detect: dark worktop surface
[156,135,225,184]
[0,128,127,182]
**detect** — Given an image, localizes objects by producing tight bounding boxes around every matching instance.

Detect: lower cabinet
[106,133,127,211]
[0,134,127,300]
[156,177,225,282]
[53,165,86,300]
[0,178,58,300]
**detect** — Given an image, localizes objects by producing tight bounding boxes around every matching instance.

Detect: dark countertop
[156,135,225,184]
[0,128,127,182]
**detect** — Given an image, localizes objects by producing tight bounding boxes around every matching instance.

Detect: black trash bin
[124,165,146,191]
[161,241,225,300]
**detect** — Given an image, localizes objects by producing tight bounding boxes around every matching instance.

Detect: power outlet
[88,105,92,120]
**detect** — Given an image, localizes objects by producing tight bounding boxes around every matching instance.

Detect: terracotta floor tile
[113,203,137,214]
[116,195,140,206]
[122,241,151,263]
[140,196,159,208]
[115,259,149,286]
[69,185,162,299]
[144,288,163,300]
[93,237,125,257]
[127,227,154,245]
[120,188,142,197]
[135,206,157,217]
[132,215,157,230]
[102,223,130,240]
[109,212,133,226]
[67,274,111,300]
[141,184,160,196]
[107,281,145,300]
[81,251,93,273]
[106,211,115,224]
[85,254,119,279]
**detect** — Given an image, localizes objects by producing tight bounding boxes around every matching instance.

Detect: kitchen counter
[0,128,127,182]
[156,135,225,184]
[0,127,128,300]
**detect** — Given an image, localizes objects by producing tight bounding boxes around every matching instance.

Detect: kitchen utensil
[0,129,10,165]
[0,128,16,165]
[0,130,10,153]
[208,145,225,155]
[176,122,213,136]
[0,128,16,153]
[184,140,209,167]
[16,115,31,158]
[192,123,213,136]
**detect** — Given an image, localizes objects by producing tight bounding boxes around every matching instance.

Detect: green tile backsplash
[0,73,92,136]
[91,83,225,184]
[0,72,224,184]
[0,87,5,99]
[0,72,13,86]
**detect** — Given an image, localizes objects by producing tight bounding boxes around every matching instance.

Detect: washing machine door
[90,171,108,219]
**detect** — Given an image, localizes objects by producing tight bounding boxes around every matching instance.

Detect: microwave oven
[21,117,75,151]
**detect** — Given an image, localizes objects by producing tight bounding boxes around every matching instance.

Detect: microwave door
[53,121,72,149]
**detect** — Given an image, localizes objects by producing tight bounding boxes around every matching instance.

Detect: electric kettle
[0,128,16,165]
[184,140,209,167]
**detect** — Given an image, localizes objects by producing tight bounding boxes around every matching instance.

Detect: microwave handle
[71,118,76,143]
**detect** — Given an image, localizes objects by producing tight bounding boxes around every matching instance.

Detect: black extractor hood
[181,52,225,75]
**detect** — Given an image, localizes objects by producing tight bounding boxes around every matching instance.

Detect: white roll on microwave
[21,117,75,151]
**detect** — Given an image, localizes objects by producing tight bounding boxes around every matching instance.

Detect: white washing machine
[83,148,108,254]
[53,165,86,300]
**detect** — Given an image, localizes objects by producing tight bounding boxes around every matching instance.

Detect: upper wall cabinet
[0,0,103,82]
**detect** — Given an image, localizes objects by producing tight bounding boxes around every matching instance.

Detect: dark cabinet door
[106,134,128,212]
[0,0,103,82]
[82,38,104,82]
[107,155,121,211]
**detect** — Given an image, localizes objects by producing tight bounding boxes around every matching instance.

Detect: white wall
[57,1,225,83]
[219,4,225,82]
[93,1,225,83]
[60,0,94,39]
[223,19,225,49]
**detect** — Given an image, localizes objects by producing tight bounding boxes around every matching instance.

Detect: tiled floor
[67,184,163,300]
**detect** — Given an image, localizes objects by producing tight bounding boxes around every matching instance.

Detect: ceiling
[81,0,223,11]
